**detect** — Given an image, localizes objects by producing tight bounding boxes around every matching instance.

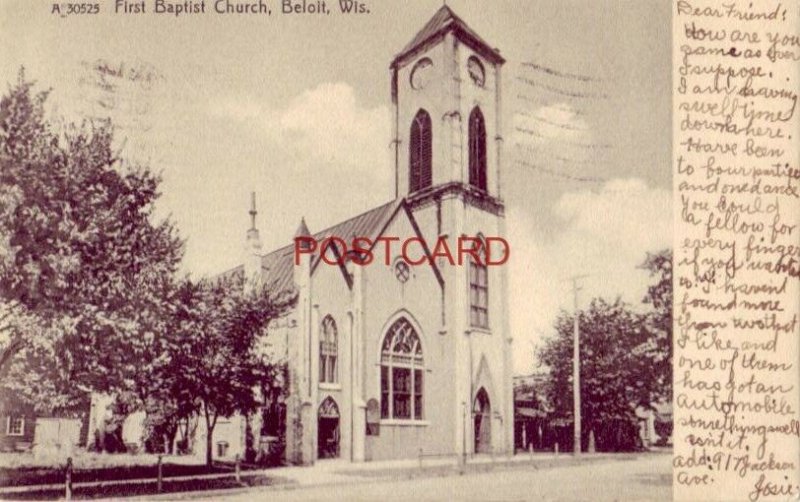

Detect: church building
[214,6,514,465]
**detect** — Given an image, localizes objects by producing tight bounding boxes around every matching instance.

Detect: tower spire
[249,191,257,230]
[244,191,263,284]
[295,216,311,238]
[246,191,261,250]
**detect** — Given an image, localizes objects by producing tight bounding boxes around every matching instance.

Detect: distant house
[513,373,673,452]
[0,390,91,454]
[636,402,673,447]
[513,373,551,452]
[0,391,36,452]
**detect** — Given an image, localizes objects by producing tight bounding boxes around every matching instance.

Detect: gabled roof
[249,200,403,296]
[391,5,505,68]
[309,199,401,261]
[224,197,447,299]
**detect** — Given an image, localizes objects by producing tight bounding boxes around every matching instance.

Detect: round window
[394,261,410,283]
[410,58,433,90]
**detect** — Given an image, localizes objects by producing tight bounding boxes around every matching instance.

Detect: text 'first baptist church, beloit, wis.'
[106,0,371,16]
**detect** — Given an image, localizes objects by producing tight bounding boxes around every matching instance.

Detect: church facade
[216,6,514,465]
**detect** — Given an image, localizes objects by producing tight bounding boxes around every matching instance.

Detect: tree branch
[0,337,24,379]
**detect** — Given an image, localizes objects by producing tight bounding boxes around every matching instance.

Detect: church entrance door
[474,388,492,454]
[317,397,340,459]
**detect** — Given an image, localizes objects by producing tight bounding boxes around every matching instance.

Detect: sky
[0,0,672,374]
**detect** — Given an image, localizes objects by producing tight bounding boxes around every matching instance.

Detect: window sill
[6,432,24,437]
[319,383,342,391]
[469,326,492,335]
[379,419,429,427]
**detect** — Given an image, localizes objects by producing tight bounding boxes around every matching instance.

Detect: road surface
[193,453,671,501]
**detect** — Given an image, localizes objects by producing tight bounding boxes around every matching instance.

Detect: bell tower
[390,7,514,457]
[390,5,505,212]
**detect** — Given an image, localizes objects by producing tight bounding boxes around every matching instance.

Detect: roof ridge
[391,5,504,68]
[258,198,399,262]
[310,199,398,238]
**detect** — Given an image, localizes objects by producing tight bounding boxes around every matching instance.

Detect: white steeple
[244,191,263,284]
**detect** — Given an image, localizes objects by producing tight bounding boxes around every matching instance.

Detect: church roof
[294,217,311,238]
[251,199,403,295]
[391,5,505,68]
[307,199,400,256]
[218,197,448,301]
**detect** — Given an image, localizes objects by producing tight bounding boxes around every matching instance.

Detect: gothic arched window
[380,318,424,420]
[320,316,338,384]
[468,107,487,191]
[409,109,432,193]
[469,236,489,329]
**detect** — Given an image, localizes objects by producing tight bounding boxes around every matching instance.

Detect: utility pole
[570,275,588,456]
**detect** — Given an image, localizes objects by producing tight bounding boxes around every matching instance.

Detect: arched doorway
[474,388,492,454]
[317,397,340,459]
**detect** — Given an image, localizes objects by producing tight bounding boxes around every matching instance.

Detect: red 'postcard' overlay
[294,236,510,267]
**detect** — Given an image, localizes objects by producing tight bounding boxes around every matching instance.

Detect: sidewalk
[152,450,666,501]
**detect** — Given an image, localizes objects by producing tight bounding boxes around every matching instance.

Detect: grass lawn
[0,455,291,499]
[1,461,248,487]
[0,474,288,500]
[0,457,292,499]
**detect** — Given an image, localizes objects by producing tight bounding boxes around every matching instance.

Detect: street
[193,453,671,501]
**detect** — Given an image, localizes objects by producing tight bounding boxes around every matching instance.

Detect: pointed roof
[308,199,400,257]
[391,5,505,69]
[232,200,402,296]
[295,217,311,238]
[216,197,444,301]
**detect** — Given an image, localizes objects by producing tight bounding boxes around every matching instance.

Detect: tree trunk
[203,405,216,467]
[167,425,177,454]
[181,416,197,453]
[206,428,213,467]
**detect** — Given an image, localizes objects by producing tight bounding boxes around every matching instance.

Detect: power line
[516,94,588,116]
[516,111,589,132]
[520,61,602,83]
[515,160,605,184]
[514,160,656,197]
[515,126,613,149]
[514,143,601,165]
[516,76,608,100]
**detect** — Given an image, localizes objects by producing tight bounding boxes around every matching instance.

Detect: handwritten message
[673,1,800,500]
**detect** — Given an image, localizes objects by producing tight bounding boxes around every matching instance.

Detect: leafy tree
[640,249,672,401]
[0,302,37,382]
[539,299,660,447]
[0,70,183,406]
[537,250,673,451]
[168,274,295,466]
[0,307,81,415]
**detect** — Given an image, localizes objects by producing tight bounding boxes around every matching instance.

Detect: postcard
[0,1,797,501]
